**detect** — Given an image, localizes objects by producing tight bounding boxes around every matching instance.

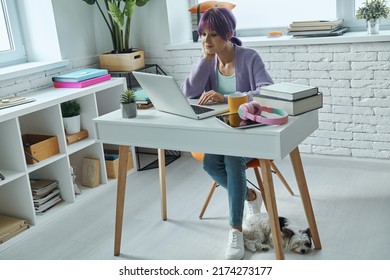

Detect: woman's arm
[181,56,214,99]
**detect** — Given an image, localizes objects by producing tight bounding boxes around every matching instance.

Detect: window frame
[0,0,26,67]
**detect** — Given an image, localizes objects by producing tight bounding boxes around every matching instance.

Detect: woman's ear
[227,32,233,41]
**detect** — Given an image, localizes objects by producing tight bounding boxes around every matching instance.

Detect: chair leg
[253,167,268,210]
[199,182,218,219]
[270,161,295,196]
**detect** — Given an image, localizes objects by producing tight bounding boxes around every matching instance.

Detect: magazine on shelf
[53,74,111,88]
[288,27,349,37]
[52,68,108,82]
[30,179,59,198]
[289,18,343,28]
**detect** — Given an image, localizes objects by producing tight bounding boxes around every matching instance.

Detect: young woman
[181,7,273,260]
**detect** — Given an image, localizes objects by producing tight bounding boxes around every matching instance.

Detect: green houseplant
[356,0,390,34]
[61,100,82,134]
[82,0,152,71]
[82,0,151,53]
[120,89,137,118]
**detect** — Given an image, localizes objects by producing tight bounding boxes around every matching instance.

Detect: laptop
[132,71,229,119]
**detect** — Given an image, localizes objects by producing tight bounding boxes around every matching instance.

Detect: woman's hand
[198,90,224,105]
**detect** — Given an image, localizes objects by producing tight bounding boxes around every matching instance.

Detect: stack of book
[255,83,323,116]
[52,68,111,88]
[30,179,62,215]
[0,97,35,110]
[287,19,348,37]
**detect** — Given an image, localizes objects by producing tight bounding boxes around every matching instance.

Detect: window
[0,0,26,67]
[195,0,390,35]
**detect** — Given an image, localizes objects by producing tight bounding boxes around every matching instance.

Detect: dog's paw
[244,240,257,252]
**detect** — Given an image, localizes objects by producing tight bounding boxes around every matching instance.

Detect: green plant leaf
[108,1,124,28]
[136,0,150,7]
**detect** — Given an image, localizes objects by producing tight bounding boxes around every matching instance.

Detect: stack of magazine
[255,83,323,116]
[30,179,62,214]
[287,18,348,37]
[52,68,111,88]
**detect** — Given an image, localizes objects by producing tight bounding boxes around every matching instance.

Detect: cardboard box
[98,50,145,71]
[22,134,60,164]
[105,150,133,179]
[82,157,100,188]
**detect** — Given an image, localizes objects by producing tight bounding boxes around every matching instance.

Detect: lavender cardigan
[181,45,273,102]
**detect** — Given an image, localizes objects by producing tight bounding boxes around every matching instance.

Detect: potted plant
[82,0,152,71]
[356,0,390,34]
[61,100,81,134]
[121,89,137,118]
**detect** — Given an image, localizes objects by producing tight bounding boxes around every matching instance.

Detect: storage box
[22,134,60,164]
[99,50,145,71]
[105,149,133,179]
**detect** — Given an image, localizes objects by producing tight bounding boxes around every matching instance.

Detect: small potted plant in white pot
[61,100,81,134]
[356,0,390,34]
[121,89,137,118]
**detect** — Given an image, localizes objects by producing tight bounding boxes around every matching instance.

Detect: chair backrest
[191,152,205,162]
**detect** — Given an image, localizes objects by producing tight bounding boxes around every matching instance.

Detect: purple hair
[197,7,242,46]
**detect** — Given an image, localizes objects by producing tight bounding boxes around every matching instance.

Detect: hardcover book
[254,93,323,116]
[52,68,108,82]
[53,74,111,88]
[260,83,318,101]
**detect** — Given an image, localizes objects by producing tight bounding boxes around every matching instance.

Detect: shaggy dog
[243,213,312,254]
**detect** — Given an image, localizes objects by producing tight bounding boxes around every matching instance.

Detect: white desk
[93,108,321,259]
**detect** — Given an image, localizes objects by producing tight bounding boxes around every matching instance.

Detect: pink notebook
[53,74,111,88]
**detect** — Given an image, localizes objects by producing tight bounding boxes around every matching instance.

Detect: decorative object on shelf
[81,0,152,71]
[356,0,390,34]
[66,129,89,145]
[82,157,100,188]
[61,100,81,134]
[120,89,137,118]
[188,1,235,42]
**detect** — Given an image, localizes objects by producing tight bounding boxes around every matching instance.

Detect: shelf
[0,78,136,250]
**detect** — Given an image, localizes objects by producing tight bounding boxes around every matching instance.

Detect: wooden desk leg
[114,145,130,256]
[259,159,285,260]
[289,147,322,250]
[158,149,167,221]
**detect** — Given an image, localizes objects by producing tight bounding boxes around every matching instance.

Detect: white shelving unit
[0,78,135,251]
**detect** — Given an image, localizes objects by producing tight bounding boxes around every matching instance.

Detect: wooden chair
[191,152,294,219]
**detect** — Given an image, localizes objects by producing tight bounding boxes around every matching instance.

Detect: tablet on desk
[215,113,266,129]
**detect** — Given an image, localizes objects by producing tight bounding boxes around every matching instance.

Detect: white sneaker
[246,188,262,217]
[225,229,245,260]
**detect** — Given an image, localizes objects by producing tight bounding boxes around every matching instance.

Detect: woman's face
[201,28,229,55]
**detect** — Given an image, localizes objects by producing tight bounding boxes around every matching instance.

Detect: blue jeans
[203,154,252,227]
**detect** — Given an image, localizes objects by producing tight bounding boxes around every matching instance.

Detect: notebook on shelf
[132,71,228,120]
[52,68,108,82]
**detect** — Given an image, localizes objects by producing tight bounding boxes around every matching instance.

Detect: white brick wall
[157,41,390,160]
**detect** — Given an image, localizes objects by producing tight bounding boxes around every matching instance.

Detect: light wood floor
[1,153,390,260]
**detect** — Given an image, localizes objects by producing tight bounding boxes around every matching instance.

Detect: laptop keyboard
[191,104,214,115]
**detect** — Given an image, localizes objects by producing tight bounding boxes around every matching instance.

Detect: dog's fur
[243,212,312,254]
